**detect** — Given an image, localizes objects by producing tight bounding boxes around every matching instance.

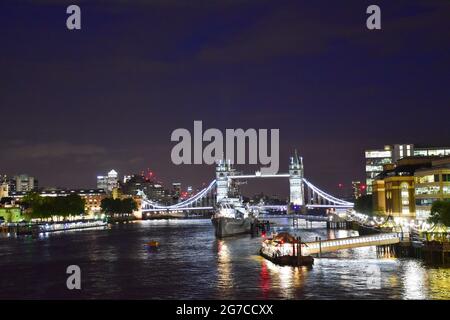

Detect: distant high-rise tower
[97,169,119,193]
[172,182,181,198]
[14,174,38,192]
[289,150,304,206]
[352,181,365,200]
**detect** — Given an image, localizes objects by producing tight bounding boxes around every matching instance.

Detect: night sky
[1,0,449,198]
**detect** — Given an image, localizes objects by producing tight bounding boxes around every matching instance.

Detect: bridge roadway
[142,207,214,212]
[259,214,328,222]
[301,233,400,255]
[143,205,351,213]
[141,209,331,223]
[141,209,332,223]
[256,204,353,209]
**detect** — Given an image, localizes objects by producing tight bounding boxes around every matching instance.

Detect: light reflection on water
[217,240,234,294]
[428,268,450,299]
[0,218,449,299]
[402,261,428,299]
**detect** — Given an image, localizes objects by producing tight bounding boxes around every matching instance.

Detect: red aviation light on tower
[144,168,154,181]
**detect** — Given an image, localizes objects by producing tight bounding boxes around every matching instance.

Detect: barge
[260,232,314,267]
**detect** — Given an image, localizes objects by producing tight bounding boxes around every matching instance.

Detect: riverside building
[372,156,450,222]
[414,157,450,221]
[365,144,450,194]
[9,188,107,216]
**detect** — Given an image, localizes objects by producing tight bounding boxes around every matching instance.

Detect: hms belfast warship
[212,197,256,238]
[211,160,257,238]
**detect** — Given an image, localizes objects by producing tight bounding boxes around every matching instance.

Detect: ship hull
[212,216,254,238]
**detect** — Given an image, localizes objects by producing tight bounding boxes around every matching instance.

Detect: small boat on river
[260,232,314,267]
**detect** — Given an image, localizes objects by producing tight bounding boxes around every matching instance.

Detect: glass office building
[365,145,395,194]
[365,144,450,194]
[414,159,450,221]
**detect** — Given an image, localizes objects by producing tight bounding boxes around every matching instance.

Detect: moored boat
[260,232,314,266]
[211,198,256,238]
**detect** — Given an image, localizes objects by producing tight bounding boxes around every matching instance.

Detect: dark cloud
[2,142,106,159]
[0,0,449,195]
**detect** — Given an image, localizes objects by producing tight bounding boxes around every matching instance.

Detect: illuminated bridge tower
[289,150,305,213]
[216,159,233,204]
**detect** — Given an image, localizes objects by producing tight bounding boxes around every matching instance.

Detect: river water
[0,218,449,299]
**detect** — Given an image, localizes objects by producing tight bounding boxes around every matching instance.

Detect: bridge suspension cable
[142,180,216,210]
[302,178,353,206]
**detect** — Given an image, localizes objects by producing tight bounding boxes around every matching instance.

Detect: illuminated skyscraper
[97,169,119,193]
[14,174,38,192]
[365,144,450,194]
[172,182,181,198]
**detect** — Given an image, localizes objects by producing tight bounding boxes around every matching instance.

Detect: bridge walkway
[302,233,400,255]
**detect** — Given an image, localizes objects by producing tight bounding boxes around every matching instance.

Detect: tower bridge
[141,151,353,213]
